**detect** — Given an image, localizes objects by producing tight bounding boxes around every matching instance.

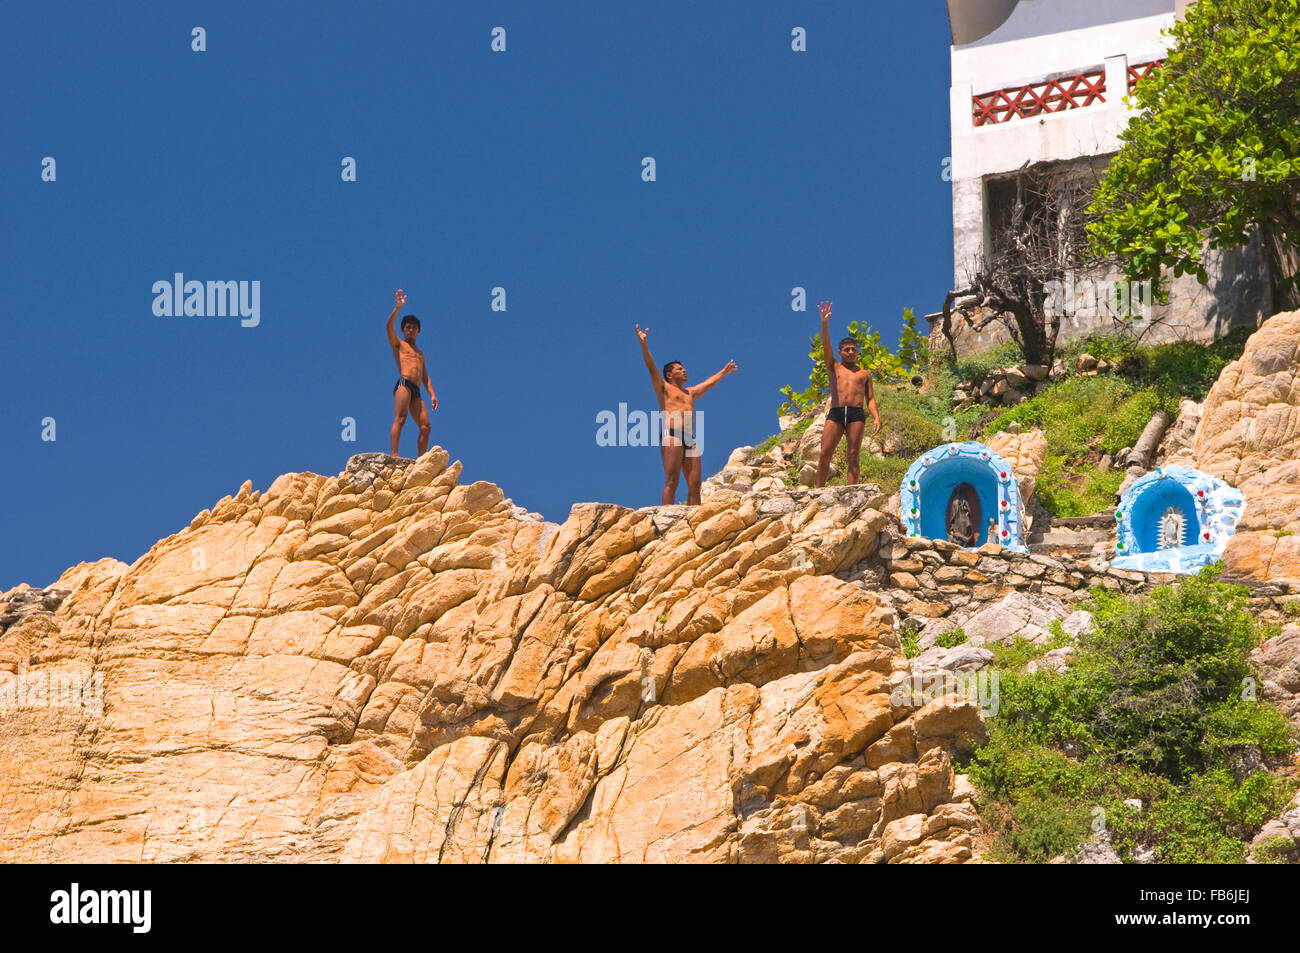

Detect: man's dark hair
[401,314,421,331]
[663,360,683,379]
[838,337,857,350]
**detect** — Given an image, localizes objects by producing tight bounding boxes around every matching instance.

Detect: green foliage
[988,794,1092,864]
[988,376,1131,455]
[935,626,968,649]
[1078,568,1267,778]
[1101,389,1177,455]
[1254,834,1299,863]
[970,569,1299,863]
[1147,771,1297,864]
[900,629,920,659]
[857,455,912,490]
[1088,0,1300,302]
[953,340,1024,383]
[989,638,1053,672]
[984,373,1176,516]
[1137,328,1253,400]
[897,308,930,373]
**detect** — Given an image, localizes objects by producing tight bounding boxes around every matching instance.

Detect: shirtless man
[815,300,881,487]
[386,289,438,457]
[636,324,737,505]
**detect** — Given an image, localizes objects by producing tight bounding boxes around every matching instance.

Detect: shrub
[935,626,968,649]
[969,568,1299,863]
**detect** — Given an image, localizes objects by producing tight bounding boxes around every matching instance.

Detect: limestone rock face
[0,451,983,863]
[1192,311,1300,581]
[986,428,1048,510]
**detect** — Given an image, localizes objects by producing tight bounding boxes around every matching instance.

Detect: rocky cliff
[0,454,985,863]
[1183,310,1300,583]
[5,309,1298,864]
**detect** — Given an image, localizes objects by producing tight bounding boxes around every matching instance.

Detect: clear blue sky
[1,1,955,591]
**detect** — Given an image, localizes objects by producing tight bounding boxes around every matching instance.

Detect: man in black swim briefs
[636,324,737,505]
[815,300,881,487]
[385,289,438,457]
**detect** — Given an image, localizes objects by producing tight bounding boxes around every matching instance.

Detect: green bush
[969,569,1299,863]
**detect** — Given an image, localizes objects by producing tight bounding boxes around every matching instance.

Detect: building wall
[942,0,1271,359]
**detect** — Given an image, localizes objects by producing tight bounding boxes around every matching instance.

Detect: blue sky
[1,1,954,590]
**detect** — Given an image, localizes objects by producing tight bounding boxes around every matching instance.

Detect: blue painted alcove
[1113,465,1246,574]
[900,442,1026,551]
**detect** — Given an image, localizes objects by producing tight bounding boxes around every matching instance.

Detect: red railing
[1127,59,1163,93]
[972,61,1162,127]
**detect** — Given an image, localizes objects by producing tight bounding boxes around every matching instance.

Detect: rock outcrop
[1191,310,1300,582]
[0,451,984,863]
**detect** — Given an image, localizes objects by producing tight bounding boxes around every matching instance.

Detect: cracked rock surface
[1,449,984,863]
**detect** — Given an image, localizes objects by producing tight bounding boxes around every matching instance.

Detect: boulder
[1192,311,1300,581]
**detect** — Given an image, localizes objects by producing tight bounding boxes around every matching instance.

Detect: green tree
[1088,0,1300,310]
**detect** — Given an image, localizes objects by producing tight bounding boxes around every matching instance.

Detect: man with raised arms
[636,324,737,505]
[386,289,439,457]
[815,300,881,487]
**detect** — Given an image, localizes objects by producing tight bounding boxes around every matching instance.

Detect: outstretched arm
[819,300,839,407]
[636,324,664,395]
[689,360,738,398]
[386,289,406,349]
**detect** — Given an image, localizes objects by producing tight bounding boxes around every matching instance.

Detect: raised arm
[689,360,738,398]
[819,300,839,407]
[636,324,664,394]
[386,289,406,349]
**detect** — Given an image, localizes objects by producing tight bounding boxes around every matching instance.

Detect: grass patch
[983,375,1168,516]
[935,626,968,649]
[1037,456,1124,517]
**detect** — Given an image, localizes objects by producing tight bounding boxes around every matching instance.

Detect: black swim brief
[666,427,697,450]
[827,405,866,427]
[393,377,422,402]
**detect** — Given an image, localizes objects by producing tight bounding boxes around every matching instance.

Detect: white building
[941,0,1270,357]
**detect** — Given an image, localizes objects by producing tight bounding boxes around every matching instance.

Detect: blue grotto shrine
[1112,465,1245,574]
[900,441,1027,551]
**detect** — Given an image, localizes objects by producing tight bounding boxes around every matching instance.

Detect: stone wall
[843,528,1293,630]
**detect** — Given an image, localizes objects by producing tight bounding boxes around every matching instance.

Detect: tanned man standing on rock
[386,289,438,457]
[815,300,881,487]
[636,324,737,505]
